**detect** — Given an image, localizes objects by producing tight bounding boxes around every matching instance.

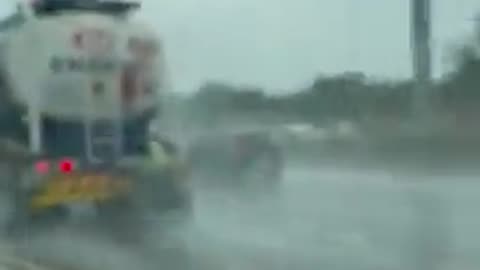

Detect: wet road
[0,164,479,270]
[188,165,480,270]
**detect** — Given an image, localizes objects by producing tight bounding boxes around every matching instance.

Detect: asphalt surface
[0,162,479,270]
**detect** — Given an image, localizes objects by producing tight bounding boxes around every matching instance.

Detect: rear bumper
[28,174,131,211]
[27,162,191,213]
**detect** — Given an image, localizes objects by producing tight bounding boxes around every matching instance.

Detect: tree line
[182,26,480,127]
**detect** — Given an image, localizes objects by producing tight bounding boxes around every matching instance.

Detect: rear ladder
[85,118,123,163]
[84,79,124,163]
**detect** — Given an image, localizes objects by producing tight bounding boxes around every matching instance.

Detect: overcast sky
[1,0,479,93]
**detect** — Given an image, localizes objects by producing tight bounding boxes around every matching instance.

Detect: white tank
[0,2,165,121]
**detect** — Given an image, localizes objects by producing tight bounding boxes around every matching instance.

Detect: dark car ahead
[187,129,284,190]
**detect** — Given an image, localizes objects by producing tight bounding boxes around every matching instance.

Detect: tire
[149,170,193,222]
[95,195,144,243]
[6,184,70,237]
[6,198,68,239]
[127,165,193,230]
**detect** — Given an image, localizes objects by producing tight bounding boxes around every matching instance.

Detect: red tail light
[59,158,75,173]
[34,160,50,175]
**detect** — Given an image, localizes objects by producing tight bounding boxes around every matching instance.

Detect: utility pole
[410,6,447,270]
[410,0,432,130]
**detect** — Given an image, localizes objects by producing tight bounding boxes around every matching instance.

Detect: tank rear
[2,10,164,121]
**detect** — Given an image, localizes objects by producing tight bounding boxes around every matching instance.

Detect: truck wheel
[6,203,68,239]
[5,207,30,238]
[95,196,144,243]
[96,196,139,225]
[145,169,193,228]
[4,164,69,238]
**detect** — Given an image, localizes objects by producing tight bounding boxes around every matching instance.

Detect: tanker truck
[0,0,192,239]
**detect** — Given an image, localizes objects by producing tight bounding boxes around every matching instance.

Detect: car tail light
[59,158,76,173]
[34,160,50,175]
